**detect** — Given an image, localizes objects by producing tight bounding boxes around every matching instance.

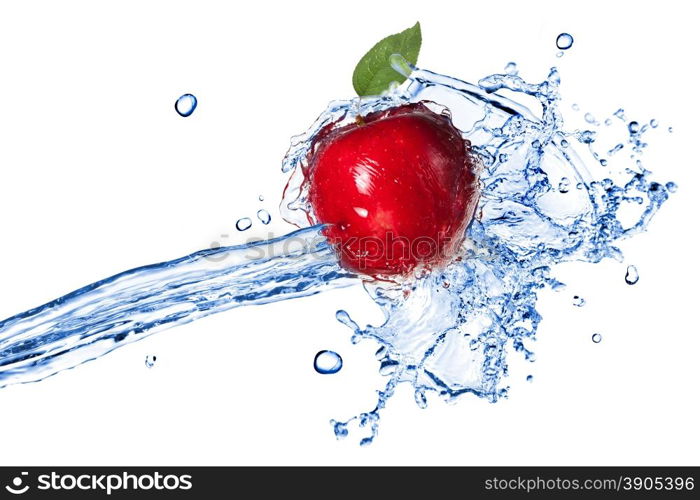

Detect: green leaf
[352,22,422,97]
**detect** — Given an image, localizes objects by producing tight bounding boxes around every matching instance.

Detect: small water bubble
[314,350,343,374]
[571,103,580,111]
[504,62,518,75]
[256,209,271,225]
[556,33,574,50]
[628,121,640,134]
[258,195,264,202]
[235,217,252,231]
[665,181,678,193]
[650,119,658,128]
[591,333,602,343]
[572,295,586,307]
[145,355,157,368]
[584,112,596,124]
[174,93,197,117]
[526,375,534,382]
[558,177,571,193]
[625,265,639,285]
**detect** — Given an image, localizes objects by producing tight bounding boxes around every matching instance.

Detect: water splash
[314,350,343,374]
[0,59,672,446]
[174,93,197,117]
[281,59,672,444]
[0,226,354,387]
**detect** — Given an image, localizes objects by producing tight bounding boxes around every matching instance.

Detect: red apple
[305,101,481,277]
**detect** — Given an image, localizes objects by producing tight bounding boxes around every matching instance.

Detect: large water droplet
[625,265,639,285]
[145,355,157,368]
[572,295,586,307]
[591,333,602,343]
[236,217,252,231]
[314,350,343,374]
[256,209,271,225]
[556,33,574,50]
[174,94,197,117]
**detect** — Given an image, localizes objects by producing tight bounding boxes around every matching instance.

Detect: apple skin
[305,101,482,277]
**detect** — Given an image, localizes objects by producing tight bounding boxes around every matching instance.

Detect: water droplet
[650,119,658,128]
[235,217,252,231]
[556,51,564,58]
[174,94,197,117]
[526,375,534,382]
[591,333,602,343]
[665,181,678,193]
[576,182,584,190]
[614,108,626,120]
[256,209,271,225]
[414,389,428,409]
[577,130,596,144]
[558,177,571,193]
[572,295,586,307]
[504,62,518,75]
[145,355,157,368]
[668,126,673,133]
[604,118,613,126]
[556,33,574,50]
[498,153,509,163]
[560,139,569,148]
[258,195,264,202]
[584,112,596,124]
[331,419,348,439]
[571,103,580,111]
[628,121,640,134]
[625,265,639,285]
[600,159,608,166]
[314,350,343,374]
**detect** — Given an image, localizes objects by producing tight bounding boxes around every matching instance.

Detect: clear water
[174,93,197,117]
[314,350,343,374]
[0,59,672,445]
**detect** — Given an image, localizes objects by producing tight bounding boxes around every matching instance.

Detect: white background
[0,0,698,465]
